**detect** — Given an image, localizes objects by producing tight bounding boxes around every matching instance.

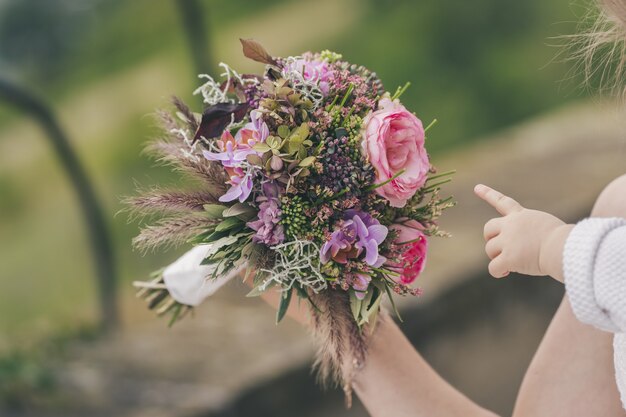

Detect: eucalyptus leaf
[350,291,363,323]
[276,288,293,324]
[215,217,242,232]
[246,286,266,297]
[359,290,374,319]
[223,203,255,218]
[204,204,227,219]
[201,229,230,243]
[359,289,383,326]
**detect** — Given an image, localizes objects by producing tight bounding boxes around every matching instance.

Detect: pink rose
[387,221,428,285]
[362,98,430,208]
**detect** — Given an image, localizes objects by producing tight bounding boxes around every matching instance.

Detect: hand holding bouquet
[129,39,454,404]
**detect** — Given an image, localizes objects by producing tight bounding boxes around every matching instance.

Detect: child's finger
[488,255,510,278]
[485,237,502,260]
[474,184,523,216]
[483,217,502,241]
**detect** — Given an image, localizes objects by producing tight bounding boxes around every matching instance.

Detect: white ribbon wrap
[162,242,246,307]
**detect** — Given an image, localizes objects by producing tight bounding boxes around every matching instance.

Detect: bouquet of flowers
[130,39,454,404]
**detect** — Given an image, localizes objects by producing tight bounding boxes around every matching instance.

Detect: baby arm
[474,183,626,332]
[474,184,573,282]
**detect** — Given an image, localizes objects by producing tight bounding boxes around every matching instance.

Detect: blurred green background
[0,0,597,414]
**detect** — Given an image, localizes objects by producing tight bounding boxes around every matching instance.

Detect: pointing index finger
[474,184,523,216]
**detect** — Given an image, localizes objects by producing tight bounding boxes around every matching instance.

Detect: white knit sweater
[564,217,626,409]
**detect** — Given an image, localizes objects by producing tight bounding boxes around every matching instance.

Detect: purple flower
[352,273,371,300]
[203,110,269,167]
[320,210,388,266]
[247,182,285,246]
[320,227,358,264]
[348,210,388,267]
[285,57,332,96]
[219,168,253,203]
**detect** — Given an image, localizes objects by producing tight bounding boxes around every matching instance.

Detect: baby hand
[474,184,572,282]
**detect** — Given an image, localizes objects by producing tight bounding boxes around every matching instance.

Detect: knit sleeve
[564,217,626,333]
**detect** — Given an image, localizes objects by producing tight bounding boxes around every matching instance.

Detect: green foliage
[327,0,586,152]
[276,287,293,324]
[0,352,54,410]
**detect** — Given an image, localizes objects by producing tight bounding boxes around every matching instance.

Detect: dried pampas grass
[309,289,378,408]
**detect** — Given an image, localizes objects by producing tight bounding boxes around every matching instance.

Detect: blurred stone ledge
[21,99,625,417]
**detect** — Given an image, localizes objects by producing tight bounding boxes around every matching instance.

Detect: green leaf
[167,304,183,327]
[298,156,316,167]
[200,250,227,265]
[223,203,255,218]
[358,290,374,319]
[349,291,363,323]
[246,154,263,166]
[266,135,282,149]
[241,241,255,258]
[246,286,267,297]
[384,284,403,322]
[359,289,383,326]
[253,143,272,153]
[204,204,227,219]
[215,217,242,232]
[277,125,290,139]
[199,229,230,243]
[296,123,309,138]
[297,147,308,160]
[276,288,293,324]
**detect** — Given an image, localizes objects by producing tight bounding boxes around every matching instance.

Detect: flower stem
[392,82,411,100]
[423,178,452,192]
[426,169,456,182]
[339,83,355,108]
[424,118,438,133]
[366,169,406,191]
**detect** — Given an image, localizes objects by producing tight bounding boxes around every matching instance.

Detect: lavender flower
[320,210,388,266]
[247,182,285,246]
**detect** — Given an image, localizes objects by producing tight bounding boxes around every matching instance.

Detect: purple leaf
[193,102,249,142]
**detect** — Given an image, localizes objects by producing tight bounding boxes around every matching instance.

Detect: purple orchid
[203,110,269,167]
[203,137,250,167]
[219,167,253,203]
[320,210,388,266]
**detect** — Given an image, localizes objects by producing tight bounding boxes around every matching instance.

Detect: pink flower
[285,57,331,96]
[362,98,430,208]
[388,221,428,285]
[203,110,269,167]
[351,273,371,300]
[219,167,253,203]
